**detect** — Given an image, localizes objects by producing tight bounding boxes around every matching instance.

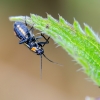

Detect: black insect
[13,17,61,77]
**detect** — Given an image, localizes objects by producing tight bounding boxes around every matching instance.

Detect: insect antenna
[43,54,62,66]
[40,54,42,78]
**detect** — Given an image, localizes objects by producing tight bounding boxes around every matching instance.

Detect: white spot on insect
[17,25,26,36]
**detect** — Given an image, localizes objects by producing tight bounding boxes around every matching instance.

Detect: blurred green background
[0,0,100,100]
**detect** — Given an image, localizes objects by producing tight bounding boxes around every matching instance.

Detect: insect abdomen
[14,22,29,39]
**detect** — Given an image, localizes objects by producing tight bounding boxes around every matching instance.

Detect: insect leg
[25,16,27,26]
[37,38,50,47]
[35,36,42,40]
[19,38,28,44]
[42,37,50,47]
[29,26,34,32]
[41,33,50,43]
[40,33,50,47]
[25,16,34,34]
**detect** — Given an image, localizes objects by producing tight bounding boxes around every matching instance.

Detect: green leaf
[9,14,100,86]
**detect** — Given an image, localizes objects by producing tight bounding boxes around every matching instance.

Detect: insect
[13,17,61,77]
